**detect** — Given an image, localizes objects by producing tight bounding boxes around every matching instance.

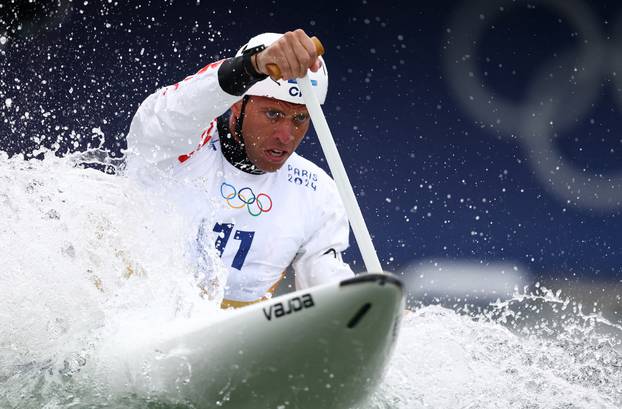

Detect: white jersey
[126,59,354,303]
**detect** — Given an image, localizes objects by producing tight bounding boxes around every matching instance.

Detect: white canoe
[105,273,404,408]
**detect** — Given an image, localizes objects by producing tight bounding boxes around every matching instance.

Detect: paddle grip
[265,36,324,80]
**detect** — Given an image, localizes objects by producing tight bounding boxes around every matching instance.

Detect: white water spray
[0,151,227,407]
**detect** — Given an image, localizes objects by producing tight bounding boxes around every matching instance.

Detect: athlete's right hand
[253,29,322,81]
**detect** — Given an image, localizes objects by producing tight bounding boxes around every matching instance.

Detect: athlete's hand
[253,29,322,81]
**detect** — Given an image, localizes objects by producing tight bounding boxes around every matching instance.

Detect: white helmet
[236,32,329,105]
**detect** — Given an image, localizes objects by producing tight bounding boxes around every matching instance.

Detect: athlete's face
[231,96,310,172]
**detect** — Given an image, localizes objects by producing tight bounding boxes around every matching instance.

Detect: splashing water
[368,289,622,409]
[0,153,621,408]
[0,152,226,407]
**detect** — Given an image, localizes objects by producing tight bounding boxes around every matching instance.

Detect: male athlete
[126,30,354,308]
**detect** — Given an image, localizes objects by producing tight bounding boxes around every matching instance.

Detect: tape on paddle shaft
[265,36,325,80]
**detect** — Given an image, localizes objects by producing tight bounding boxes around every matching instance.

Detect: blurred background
[1,0,620,316]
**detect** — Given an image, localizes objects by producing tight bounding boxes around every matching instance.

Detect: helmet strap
[234,95,251,144]
[221,95,264,175]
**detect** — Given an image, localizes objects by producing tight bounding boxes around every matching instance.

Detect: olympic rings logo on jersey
[220,182,273,217]
[444,0,622,210]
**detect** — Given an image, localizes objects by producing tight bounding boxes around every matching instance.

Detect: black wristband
[218,45,268,96]
[242,44,266,78]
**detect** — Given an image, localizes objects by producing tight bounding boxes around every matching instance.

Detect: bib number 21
[213,222,255,270]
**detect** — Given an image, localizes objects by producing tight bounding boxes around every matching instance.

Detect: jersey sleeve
[292,176,355,289]
[125,53,268,174]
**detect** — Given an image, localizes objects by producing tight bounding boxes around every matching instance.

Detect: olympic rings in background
[444,0,622,210]
[220,182,273,217]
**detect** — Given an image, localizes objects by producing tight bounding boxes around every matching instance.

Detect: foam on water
[369,301,621,409]
[1,153,621,408]
[0,152,226,407]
